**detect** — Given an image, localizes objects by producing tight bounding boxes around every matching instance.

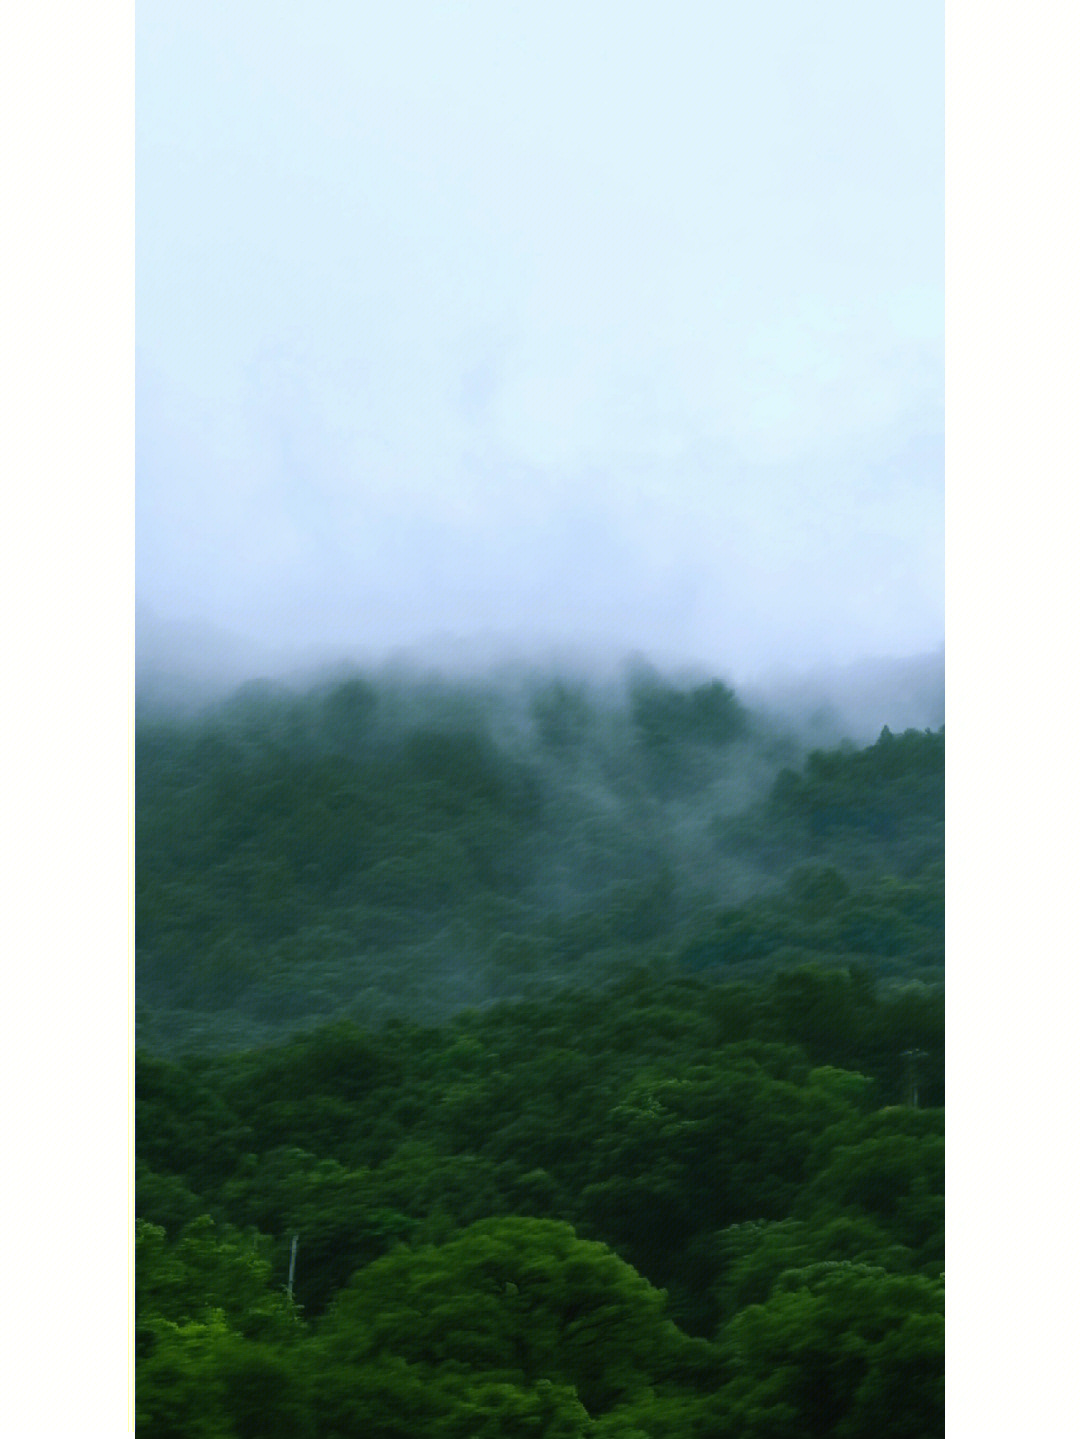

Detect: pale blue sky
[137,0,942,680]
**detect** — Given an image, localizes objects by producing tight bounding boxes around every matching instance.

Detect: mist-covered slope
[136,657,945,1436]
[136,661,943,1052]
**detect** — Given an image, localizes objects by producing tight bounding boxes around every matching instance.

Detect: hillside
[136,663,944,1437]
[136,665,943,1052]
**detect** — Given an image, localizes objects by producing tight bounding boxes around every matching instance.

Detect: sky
[136,0,943,683]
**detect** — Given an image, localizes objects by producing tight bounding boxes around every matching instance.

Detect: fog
[136,630,944,1046]
[138,2,942,690]
[137,598,943,754]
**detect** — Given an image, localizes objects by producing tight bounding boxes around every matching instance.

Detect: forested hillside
[136,665,944,1437]
[137,666,942,1048]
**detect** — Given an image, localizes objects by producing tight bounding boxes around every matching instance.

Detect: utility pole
[900,1049,929,1107]
[286,1232,299,1302]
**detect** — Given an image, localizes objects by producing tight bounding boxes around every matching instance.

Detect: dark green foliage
[320,1217,701,1414]
[137,667,943,1434]
[138,672,942,1044]
[758,726,944,875]
[629,671,750,793]
[137,970,943,1430]
[722,1264,944,1438]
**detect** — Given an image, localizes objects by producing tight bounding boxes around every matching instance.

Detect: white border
[0,2,134,1433]
[947,1,1080,1435]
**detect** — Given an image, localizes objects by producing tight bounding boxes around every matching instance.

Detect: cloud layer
[137,1,942,682]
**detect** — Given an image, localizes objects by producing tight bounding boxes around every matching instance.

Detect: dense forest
[136,663,944,1436]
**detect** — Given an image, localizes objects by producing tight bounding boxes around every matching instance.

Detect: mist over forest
[137,639,944,1436]
[136,637,943,1051]
[137,605,944,736]
[132,2,945,1426]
